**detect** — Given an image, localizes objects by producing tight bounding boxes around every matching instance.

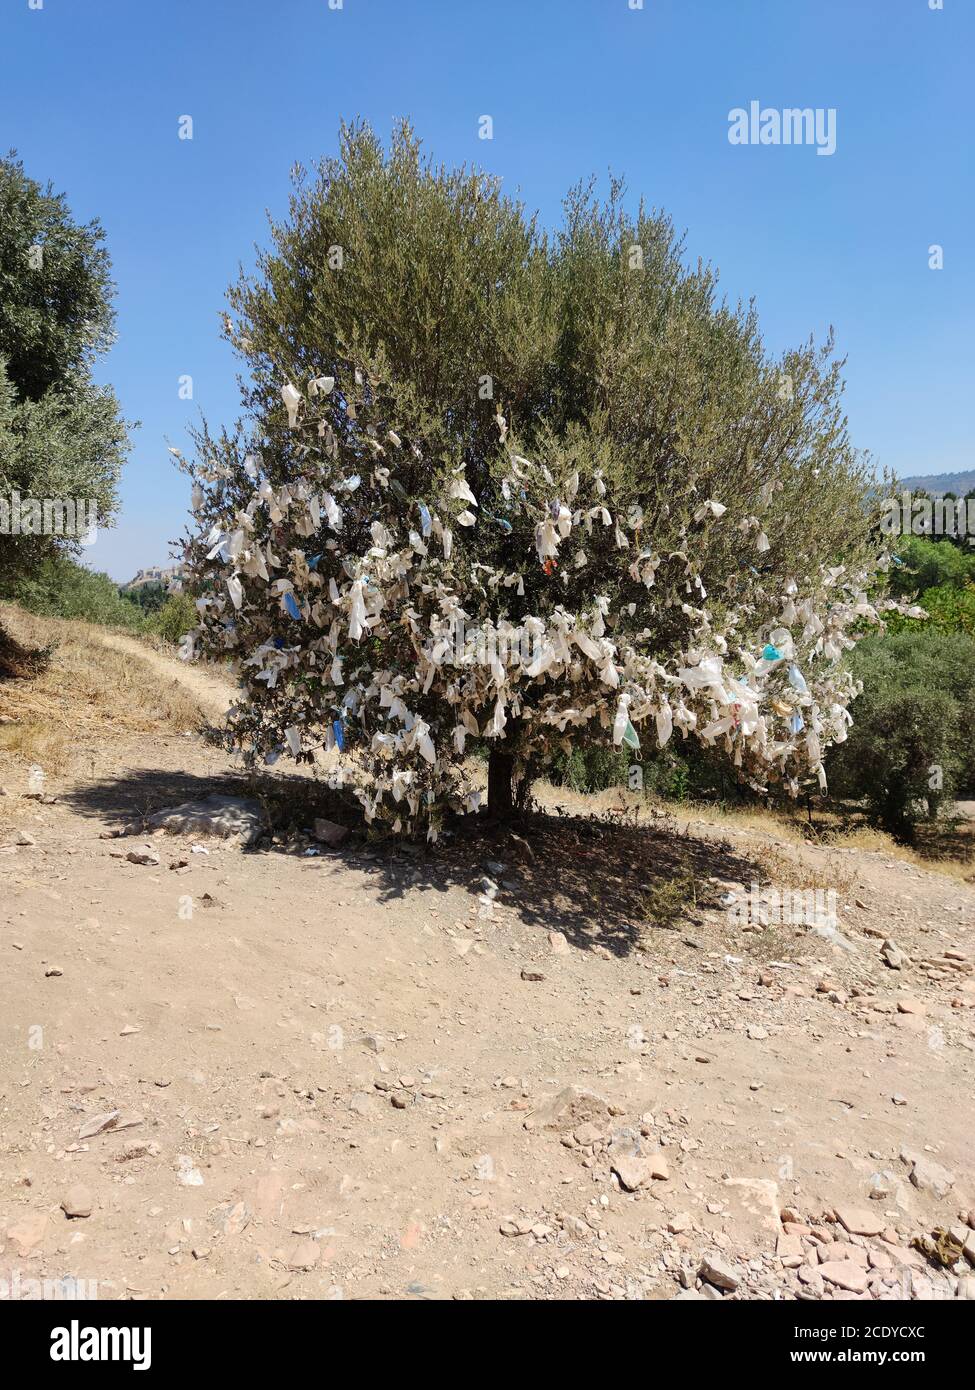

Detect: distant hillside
[896,470,975,496]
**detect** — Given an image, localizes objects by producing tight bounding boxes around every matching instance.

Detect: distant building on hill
[123,564,184,591]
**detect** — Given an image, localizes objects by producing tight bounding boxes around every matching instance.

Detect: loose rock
[61,1185,93,1219]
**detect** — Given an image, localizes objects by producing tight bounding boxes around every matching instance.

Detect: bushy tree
[828,629,975,839]
[887,535,975,598]
[150,591,198,646]
[0,155,130,596]
[882,535,975,639]
[127,581,168,614]
[912,582,975,639]
[179,123,892,835]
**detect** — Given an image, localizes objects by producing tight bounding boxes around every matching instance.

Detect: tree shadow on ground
[60,765,255,825]
[62,766,767,959]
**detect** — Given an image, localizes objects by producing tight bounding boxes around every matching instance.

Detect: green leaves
[0,154,117,402]
[182,122,888,831]
[0,156,130,592]
[827,629,975,839]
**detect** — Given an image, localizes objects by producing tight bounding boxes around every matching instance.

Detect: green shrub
[1,552,199,650]
[4,554,145,629]
[913,582,975,638]
[547,745,630,794]
[545,740,732,804]
[149,592,198,646]
[827,629,975,839]
[888,536,975,597]
[127,581,168,614]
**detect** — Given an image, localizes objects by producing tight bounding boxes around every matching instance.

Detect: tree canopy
[0,153,130,591]
[180,121,893,833]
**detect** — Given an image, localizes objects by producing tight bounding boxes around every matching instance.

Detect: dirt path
[96,632,236,721]
[2,640,974,1303]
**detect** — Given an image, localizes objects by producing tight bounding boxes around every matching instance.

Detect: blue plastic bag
[787,664,808,695]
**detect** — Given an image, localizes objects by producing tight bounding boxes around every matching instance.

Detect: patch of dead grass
[0,604,205,780]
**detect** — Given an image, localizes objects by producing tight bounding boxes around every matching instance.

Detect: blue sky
[2,0,971,581]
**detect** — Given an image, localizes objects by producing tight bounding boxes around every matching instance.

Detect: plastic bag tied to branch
[176,365,896,841]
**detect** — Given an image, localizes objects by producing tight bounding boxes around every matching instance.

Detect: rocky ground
[1,640,974,1303]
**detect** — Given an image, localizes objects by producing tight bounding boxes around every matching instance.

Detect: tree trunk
[487,748,516,819]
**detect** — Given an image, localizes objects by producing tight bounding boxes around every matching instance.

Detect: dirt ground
[1,628,974,1302]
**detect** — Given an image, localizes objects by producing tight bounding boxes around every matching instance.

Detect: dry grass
[683,801,975,884]
[530,779,975,884]
[0,604,206,781]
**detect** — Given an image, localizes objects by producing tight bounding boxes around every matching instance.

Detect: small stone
[533,1085,612,1132]
[501,1217,533,1237]
[777,1232,804,1261]
[700,1253,739,1291]
[896,999,925,1015]
[313,818,349,848]
[779,1216,806,1234]
[819,1260,869,1292]
[60,1185,93,1219]
[903,1150,955,1198]
[868,1171,893,1200]
[819,1241,869,1267]
[390,1092,410,1109]
[213,1201,250,1236]
[612,1157,654,1192]
[574,1123,603,1147]
[176,1155,204,1187]
[78,1110,120,1139]
[548,931,569,954]
[520,968,545,982]
[835,1205,884,1237]
[44,965,64,977]
[126,847,161,866]
[747,1025,768,1040]
[668,1213,692,1235]
[881,939,908,970]
[5,1211,48,1255]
